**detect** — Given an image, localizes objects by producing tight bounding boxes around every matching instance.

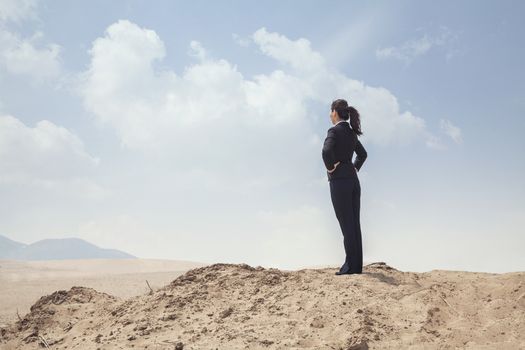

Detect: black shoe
[337,261,350,274]
[335,270,362,275]
[335,265,351,275]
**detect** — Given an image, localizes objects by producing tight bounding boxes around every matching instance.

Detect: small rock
[310,316,324,328]
[219,306,234,318]
[94,334,102,343]
[260,339,274,346]
[345,337,368,350]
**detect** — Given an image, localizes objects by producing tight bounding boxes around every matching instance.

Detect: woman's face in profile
[329,109,338,125]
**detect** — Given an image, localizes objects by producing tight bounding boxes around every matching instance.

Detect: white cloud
[188,40,208,61]
[76,20,320,193]
[425,133,447,150]
[0,114,100,186]
[0,0,64,83]
[252,27,326,73]
[249,27,430,147]
[440,118,463,144]
[232,33,251,47]
[0,28,62,81]
[0,0,37,23]
[376,26,461,65]
[78,20,439,160]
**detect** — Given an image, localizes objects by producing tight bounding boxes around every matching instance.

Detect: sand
[1,261,524,349]
[0,258,209,327]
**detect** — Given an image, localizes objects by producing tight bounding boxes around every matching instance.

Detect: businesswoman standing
[322,98,367,275]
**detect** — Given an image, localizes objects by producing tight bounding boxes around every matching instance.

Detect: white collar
[335,120,349,125]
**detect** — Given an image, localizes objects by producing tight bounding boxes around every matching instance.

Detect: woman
[322,98,367,275]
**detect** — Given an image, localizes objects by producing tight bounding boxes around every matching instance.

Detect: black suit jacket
[322,121,367,181]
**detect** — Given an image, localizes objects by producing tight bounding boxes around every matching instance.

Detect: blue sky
[0,0,523,272]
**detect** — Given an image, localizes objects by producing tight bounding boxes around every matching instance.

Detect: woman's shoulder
[327,125,337,134]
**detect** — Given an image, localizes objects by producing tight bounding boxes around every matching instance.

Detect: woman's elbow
[359,148,368,159]
[322,145,334,158]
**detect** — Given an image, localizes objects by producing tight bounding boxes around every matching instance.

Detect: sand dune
[0,258,209,327]
[1,262,524,349]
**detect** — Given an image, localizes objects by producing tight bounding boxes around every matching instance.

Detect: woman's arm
[322,127,337,171]
[353,139,367,171]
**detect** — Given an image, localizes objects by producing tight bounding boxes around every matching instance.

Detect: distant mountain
[0,235,27,258]
[0,235,136,260]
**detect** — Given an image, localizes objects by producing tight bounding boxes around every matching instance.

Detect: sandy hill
[1,262,523,349]
[0,258,209,326]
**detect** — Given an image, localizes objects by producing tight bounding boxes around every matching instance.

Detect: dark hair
[331,98,363,136]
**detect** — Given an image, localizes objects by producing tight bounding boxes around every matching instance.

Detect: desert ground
[0,261,524,349]
[0,258,209,327]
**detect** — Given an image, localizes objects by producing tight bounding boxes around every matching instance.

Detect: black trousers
[329,176,363,273]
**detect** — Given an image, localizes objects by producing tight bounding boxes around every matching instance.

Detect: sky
[0,0,523,273]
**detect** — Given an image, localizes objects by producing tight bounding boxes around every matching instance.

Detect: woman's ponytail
[346,106,362,136]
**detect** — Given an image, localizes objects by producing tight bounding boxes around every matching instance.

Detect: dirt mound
[1,262,524,349]
[1,286,117,348]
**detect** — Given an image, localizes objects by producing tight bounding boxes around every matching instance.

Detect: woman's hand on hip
[327,161,341,174]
